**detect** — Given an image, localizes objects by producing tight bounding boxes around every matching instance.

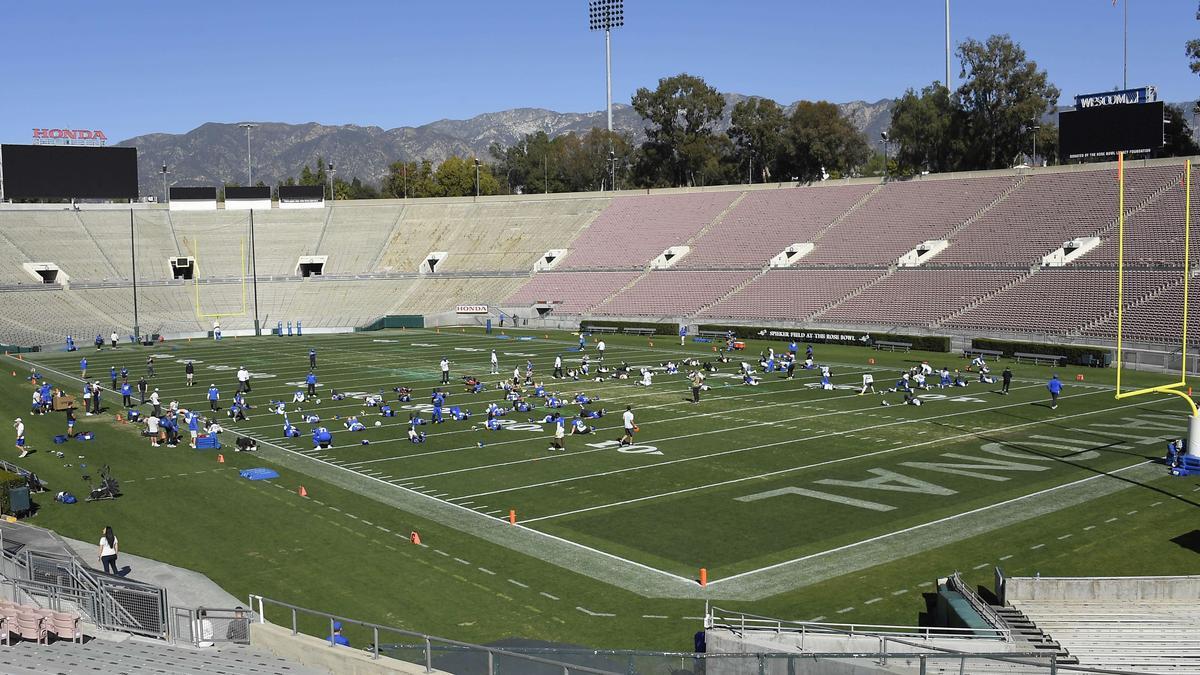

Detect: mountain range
[116,95,896,198]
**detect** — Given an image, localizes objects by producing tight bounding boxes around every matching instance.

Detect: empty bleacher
[593,270,758,317]
[942,268,1178,336]
[0,639,329,675]
[503,271,641,314]
[557,192,737,269]
[804,176,1018,265]
[816,268,1029,326]
[698,268,887,322]
[941,164,1183,265]
[677,184,874,269]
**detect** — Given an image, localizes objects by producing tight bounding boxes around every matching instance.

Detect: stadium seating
[940,165,1184,265]
[804,176,1018,265]
[816,268,1029,326]
[698,269,887,321]
[557,192,737,269]
[592,270,758,316]
[503,271,641,314]
[677,184,874,269]
[941,268,1178,335]
[0,159,1197,347]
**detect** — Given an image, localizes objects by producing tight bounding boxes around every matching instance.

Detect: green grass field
[2,328,1198,651]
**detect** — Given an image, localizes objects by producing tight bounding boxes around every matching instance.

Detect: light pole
[1029,123,1040,167]
[160,164,170,204]
[945,0,951,90]
[880,131,891,181]
[608,150,617,191]
[588,0,624,132]
[238,123,257,186]
[327,162,335,201]
[474,158,481,200]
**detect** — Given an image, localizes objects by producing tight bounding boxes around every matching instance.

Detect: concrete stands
[593,270,757,316]
[503,271,640,314]
[1004,575,1200,675]
[678,184,873,269]
[942,268,1177,336]
[941,165,1183,265]
[817,268,1028,326]
[805,176,1017,265]
[0,640,329,675]
[558,192,737,269]
[699,269,887,322]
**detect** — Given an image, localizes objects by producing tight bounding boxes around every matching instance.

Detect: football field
[15,327,1193,609]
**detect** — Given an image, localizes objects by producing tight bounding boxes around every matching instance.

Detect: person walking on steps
[98,526,119,575]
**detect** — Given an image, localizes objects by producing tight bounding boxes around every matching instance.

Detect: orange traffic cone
[868,357,876,365]
[115,413,124,423]
[217,453,225,464]
[508,509,517,525]
[1189,387,1194,397]
[700,568,708,587]
[1075,374,1085,382]
[298,485,308,497]
[410,531,422,545]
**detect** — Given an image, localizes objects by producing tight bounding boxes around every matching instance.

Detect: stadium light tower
[238,123,257,186]
[588,0,624,132]
[945,0,951,90]
[474,158,481,200]
[327,162,335,201]
[160,164,170,204]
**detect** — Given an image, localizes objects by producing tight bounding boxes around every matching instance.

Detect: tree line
[271,32,1199,198]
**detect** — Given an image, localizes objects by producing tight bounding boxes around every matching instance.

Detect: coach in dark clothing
[137,376,148,404]
[1001,367,1013,395]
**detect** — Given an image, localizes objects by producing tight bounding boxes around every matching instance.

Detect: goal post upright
[1113,153,1200,456]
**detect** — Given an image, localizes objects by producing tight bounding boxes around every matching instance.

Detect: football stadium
[0,2,1199,674]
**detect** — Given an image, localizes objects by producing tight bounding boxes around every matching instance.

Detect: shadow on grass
[1170,529,1200,554]
[937,424,1200,511]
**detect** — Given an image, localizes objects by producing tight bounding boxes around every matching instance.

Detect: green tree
[433,156,500,197]
[1187,38,1200,74]
[782,101,870,181]
[888,83,962,174]
[728,97,788,183]
[1163,104,1200,158]
[955,34,1060,169]
[631,73,727,186]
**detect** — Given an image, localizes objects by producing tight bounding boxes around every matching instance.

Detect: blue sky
[1,0,1196,143]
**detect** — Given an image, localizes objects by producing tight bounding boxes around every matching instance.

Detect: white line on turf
[521,393,1141,524]
[703,460,1152,588]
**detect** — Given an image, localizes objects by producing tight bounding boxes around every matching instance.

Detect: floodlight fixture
[588,0,624,132]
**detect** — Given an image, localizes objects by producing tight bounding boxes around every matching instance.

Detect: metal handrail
[249,594,623,674]
[707,605,1011,640]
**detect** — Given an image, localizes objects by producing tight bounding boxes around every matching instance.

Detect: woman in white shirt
[99,526,119,575]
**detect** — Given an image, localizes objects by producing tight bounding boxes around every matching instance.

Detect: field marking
[539,592,559,600]
[890,589,908,595]
[508,579,529,589]
[575,606,615,617]
[520,389,1126,523]
[703,460,1152,588]
[441,381,1067,501]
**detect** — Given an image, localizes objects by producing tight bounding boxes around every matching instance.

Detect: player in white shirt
[618,406,635,446]
[490,350,499,374]
[860,373,875,395]
[14,418,27,458]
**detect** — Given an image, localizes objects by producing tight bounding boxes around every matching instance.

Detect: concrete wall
[1004,575,1200,603]
[250,621,448,675]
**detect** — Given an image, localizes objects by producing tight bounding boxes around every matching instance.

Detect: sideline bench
[962,348,1003,360]
[698,330,729,338]
[874,340,912,352]
[584,326,619,334]
[621,328,657,336]
[1013,352,1066,366]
